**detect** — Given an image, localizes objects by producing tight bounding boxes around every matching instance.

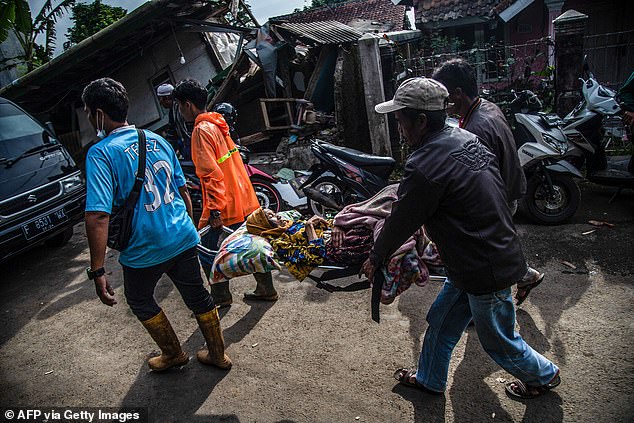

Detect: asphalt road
[0,181,632,422]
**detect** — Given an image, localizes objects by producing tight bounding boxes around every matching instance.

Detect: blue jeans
[416,280,559,392]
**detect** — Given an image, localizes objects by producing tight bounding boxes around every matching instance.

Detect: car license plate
[22,208,68,240]
[290,175,309,198]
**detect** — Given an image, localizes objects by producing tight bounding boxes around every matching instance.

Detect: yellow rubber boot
[195,308,232,369]
[140,310,189,371]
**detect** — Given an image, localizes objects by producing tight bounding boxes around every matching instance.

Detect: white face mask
[96,111,106,139]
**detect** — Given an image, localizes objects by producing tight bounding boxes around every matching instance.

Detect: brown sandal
[393,368,442,395]
[515,272,545,305]
[505,371,561,399]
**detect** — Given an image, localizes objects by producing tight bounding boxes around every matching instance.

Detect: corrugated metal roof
[277,21,363,44]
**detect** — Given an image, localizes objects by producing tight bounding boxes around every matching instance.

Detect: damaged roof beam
[170,18,255,34]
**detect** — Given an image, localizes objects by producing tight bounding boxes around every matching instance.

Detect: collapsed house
[0,0,258,161]
[0,0,424,167]
[210,0,423,162]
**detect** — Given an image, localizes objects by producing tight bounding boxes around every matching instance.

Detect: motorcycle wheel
[523,173,580,225]
[307,176,344,218]
[251,176,283,213]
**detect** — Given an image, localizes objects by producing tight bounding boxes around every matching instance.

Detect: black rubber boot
[244,272,278,301]
[211,281,233,308]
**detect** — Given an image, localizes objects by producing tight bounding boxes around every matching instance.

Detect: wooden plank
[240,132,270,145]
[259,98,295,130]
[260,99,271,129]
[358,34,391,156]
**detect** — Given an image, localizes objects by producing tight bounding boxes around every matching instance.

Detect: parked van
[0,97,86,263]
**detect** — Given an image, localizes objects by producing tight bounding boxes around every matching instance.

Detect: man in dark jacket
[432,59,542,305]
[432,59,525,211]
[157,83,191,160]
[363,77,560,399]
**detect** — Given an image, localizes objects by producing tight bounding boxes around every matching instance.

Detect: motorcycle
[510,90,583,224]
[299,140,396,217]
[561,55,633,194]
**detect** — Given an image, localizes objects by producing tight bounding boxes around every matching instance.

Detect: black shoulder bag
[107,129,147,251]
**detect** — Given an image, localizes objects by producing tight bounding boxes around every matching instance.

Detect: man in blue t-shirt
[83,78,230,372]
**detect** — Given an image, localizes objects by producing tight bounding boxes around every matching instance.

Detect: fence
[396,38,554,113]
[583,29,634,90]
[392,33,632,153]
[394,30,633,116]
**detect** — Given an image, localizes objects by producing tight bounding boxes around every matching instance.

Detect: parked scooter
[561,56,634,195]
[299,140,396,217]
[510,90,583,224]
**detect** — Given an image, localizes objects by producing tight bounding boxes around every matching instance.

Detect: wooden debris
[561,261,577,270]
[588,220,615,228]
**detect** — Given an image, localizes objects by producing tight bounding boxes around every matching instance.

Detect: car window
[0,103,46,158]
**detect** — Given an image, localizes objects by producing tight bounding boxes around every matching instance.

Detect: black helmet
[212,102,238,129]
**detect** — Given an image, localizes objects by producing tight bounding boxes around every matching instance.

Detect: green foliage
[426,33,464,54]
[0,0,30,43]
[2,0,75,73]
[63,0,126,50]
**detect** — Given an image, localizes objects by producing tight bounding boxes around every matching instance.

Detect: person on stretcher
[246,208,331,281]
[234,185,442,304]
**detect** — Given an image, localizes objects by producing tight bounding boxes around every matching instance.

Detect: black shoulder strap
[131,129,147,193]
[122,129,146,208]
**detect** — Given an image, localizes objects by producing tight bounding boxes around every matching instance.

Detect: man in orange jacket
[174,78,278,307]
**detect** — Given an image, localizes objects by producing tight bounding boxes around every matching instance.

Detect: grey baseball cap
[156,83,174,97]
[375,77,449,113]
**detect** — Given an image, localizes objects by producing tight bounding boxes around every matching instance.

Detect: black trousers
[123,247,214,321]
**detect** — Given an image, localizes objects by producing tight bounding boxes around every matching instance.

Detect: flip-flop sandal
[515,273,545,306]
[393,368,443,395]
[505,371,561,399]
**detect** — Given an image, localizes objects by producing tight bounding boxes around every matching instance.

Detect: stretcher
[196,225,446,322]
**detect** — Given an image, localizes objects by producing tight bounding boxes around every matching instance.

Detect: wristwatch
[86,267,105,280]
[211,210,221,219]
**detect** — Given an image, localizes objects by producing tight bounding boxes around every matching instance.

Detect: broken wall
[334,45,371,152]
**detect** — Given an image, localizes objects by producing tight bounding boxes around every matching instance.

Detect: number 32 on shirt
[143,160,175,212]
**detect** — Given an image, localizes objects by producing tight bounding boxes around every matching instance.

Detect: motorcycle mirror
[45,121,57,137]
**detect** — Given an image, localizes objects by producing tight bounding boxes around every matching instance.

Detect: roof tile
[414,0,502,24]
[272,0,407,31]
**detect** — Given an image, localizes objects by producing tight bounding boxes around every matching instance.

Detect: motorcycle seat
[319,142,396,168]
